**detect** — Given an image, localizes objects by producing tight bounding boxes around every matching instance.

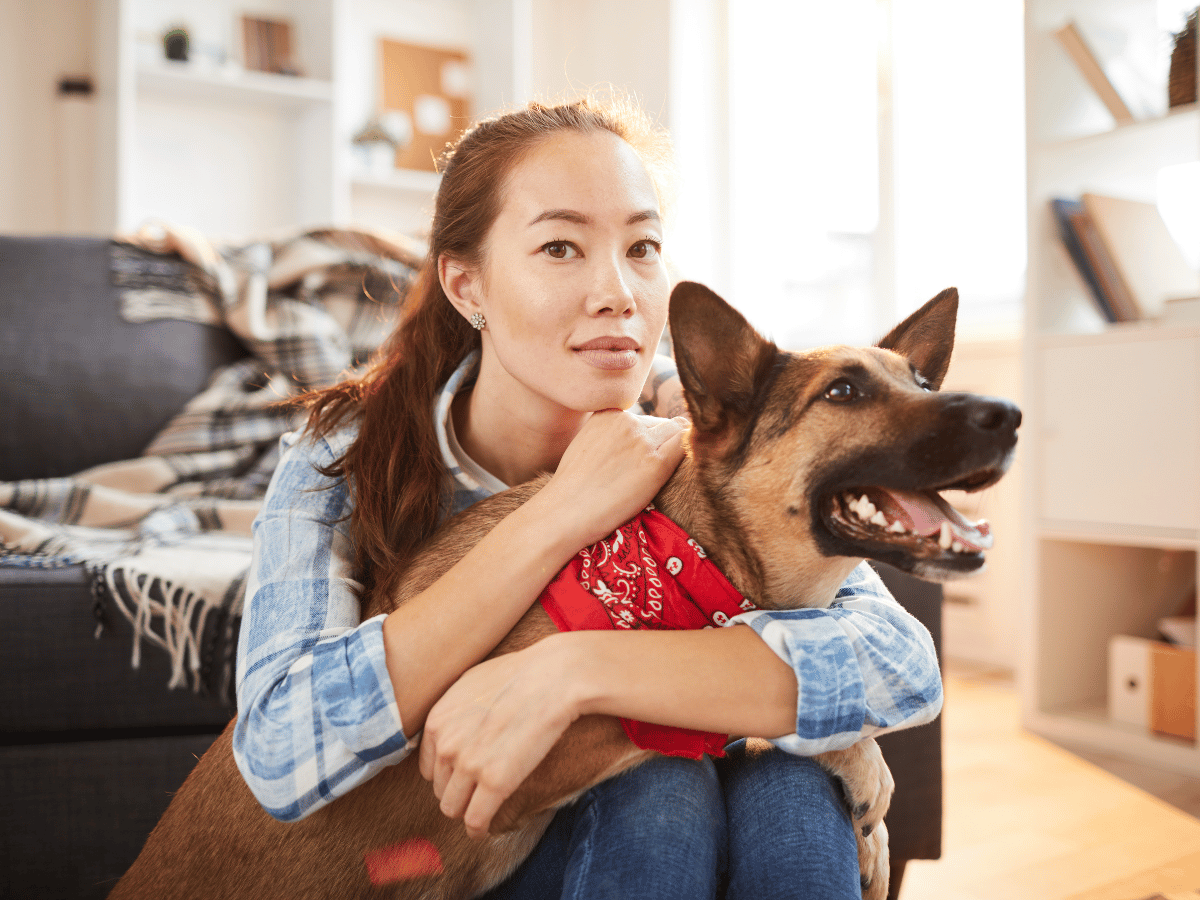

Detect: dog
[110,281,1020,900]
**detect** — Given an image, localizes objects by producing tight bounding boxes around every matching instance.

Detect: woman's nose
[587,255,636,316]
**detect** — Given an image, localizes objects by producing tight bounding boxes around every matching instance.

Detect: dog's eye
[824,380,858,403]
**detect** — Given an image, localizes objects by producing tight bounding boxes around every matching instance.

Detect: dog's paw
[857,817,889,900]
[816,737,894,839]
[815,739,893,900]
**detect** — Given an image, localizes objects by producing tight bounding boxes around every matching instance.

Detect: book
[1081,193,1200,319]
[1069,201,1142,322]
[241,16,295,76]
[1051,198,1120,322]
[1054,21,1135,124]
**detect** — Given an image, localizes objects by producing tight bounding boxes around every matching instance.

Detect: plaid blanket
[0,224,421,702]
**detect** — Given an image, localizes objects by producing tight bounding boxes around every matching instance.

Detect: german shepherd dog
[111,281,1019,900]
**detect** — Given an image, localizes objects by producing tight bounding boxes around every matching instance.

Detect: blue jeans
[479,740,861,900]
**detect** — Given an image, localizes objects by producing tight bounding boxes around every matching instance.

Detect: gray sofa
[0,234,942,900]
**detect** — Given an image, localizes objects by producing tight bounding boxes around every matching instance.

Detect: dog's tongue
[873,488,993,552]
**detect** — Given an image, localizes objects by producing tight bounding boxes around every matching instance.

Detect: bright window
[728,0,883,348]
[704,0,1028,346]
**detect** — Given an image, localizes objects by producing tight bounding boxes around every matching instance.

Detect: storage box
[1108,635,1196,741]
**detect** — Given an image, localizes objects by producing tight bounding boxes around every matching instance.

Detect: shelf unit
[91,0,502,240]
[135,62,336,107]
[86,0,675,241]
[1021,0,1200,774]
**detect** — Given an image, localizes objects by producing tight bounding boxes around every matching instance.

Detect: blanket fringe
[100,565,216,692]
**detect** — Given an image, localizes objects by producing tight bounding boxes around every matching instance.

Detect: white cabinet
[1021,0,1200,774]
[1039,331,1200,532]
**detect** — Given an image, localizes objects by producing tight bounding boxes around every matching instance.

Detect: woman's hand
[418,638,578,839]
[539,410,688,551]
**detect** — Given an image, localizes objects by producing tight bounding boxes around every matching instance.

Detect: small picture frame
[241,15,298,76]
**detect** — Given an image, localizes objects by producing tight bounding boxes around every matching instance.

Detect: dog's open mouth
[829,487,991,554]
[822,466,1003,567]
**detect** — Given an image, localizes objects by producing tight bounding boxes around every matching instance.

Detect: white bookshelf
[86,0,677,241]
[1021,0,1200,774]
[135,62,336,108]
[92,0,505,240]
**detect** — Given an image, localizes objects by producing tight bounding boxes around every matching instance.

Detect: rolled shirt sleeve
[232,429,417,822]
[729,562,943,755]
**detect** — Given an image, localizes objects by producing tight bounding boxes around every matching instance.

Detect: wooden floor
[899,665,1200,900]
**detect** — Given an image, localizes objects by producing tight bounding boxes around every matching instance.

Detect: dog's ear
[877,287,958,390]
[669,281,778,434]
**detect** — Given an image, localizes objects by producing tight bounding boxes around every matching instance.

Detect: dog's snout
[969,398,1021,433]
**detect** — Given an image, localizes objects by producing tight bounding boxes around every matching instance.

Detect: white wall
[0,0,96,234]
[941,338,1024,669]
[529,0,670,118]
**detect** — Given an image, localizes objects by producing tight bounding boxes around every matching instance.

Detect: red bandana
[539,507,757,759]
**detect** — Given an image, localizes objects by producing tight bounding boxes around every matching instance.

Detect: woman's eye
[824,380,858,403]
[542,241,578,260]
[629,240,661,261]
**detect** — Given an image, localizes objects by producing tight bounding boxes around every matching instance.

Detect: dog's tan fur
[111,281,1018,900]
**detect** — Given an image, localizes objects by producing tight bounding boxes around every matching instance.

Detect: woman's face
[464,128,670,416]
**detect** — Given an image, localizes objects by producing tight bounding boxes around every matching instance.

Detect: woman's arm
[235,410,688,822]
[233,429,410,822]
[381,408,689,735]
[726,562,944,753]
[421,562,941,836]
[567,562,942,749]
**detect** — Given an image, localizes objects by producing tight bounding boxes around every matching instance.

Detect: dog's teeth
[952,540,964,553]
[938,522,953,550]
[870,511,888,527]
[888,520,907,533]
[857,496,876,520]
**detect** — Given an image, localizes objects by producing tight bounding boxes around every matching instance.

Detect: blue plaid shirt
[233,353,943,821]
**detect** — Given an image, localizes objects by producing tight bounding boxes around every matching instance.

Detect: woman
[233,97,942,899]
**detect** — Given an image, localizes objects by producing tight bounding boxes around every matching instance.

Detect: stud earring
[469,312,486,331]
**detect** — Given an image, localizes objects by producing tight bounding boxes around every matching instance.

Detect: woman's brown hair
[304,96,675,605]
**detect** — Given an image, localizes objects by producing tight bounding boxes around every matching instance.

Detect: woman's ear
[438,254,483,323]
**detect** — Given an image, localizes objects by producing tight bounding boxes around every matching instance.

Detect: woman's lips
[573,337,640,371]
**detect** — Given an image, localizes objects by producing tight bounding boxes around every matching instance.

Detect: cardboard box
[1108,635,1196,740]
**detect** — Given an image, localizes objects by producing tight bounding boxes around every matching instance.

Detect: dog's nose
[969,398,1021,433]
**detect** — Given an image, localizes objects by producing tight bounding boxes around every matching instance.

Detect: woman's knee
[720,738,850,821]
[563,756,726,900]
[718,740,861,899]
[584,754,724,833]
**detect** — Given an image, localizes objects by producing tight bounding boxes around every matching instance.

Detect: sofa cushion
[0,565,233,735]
[0,235,247,480]
[0,733,221,900]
